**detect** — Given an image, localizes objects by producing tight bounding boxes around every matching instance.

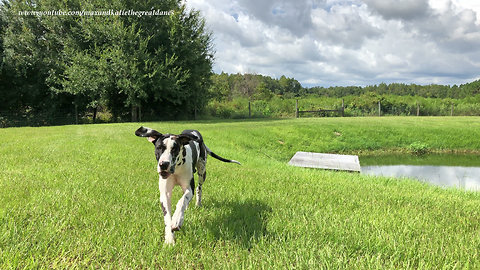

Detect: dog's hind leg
[171,179,194,231]
[195,159,206,207]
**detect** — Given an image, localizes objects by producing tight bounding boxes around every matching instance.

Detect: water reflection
[362,165,480,191]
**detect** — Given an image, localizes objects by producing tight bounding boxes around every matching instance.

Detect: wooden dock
[288,152,361,172]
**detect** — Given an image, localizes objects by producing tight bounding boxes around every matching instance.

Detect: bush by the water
[408,142,430,155]
[205,94,480,119]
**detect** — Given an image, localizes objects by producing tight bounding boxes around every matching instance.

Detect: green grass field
[1,117,480,268]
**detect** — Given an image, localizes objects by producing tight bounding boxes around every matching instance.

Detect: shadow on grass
[203,199,273,249]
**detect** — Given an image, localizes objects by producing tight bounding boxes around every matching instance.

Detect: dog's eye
[159,145,166,151]
[172,143,179,152]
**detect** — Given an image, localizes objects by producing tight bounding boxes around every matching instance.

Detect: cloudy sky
[185,0,480,87]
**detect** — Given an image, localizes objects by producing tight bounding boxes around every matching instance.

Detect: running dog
[135,126,240,245]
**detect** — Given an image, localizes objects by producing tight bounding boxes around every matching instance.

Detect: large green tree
[0,0,213,123]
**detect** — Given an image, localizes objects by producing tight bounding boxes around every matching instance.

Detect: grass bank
[1,117,480,268]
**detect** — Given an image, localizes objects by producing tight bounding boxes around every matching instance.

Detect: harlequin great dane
[135,126,240,245]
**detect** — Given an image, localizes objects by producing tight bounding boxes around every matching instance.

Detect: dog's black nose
[159,161,170,171]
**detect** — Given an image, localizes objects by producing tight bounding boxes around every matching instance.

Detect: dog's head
[135,126,196,178]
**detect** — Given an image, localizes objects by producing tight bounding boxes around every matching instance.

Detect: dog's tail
[206,146,241,165]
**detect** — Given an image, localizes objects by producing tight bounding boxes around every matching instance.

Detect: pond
[360,154,480,191]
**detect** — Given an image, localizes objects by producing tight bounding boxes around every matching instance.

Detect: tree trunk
[132,106,138,122]
[93,107,97,123]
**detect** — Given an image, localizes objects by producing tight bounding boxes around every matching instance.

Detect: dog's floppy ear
[177,134,198,145]
[135,126,163,144]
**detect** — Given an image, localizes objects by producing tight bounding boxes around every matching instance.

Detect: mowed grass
[1,117,480,268]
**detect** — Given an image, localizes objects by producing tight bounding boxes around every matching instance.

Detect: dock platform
[288,152,361,172]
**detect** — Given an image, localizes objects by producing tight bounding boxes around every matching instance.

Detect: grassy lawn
[1,117,480,268]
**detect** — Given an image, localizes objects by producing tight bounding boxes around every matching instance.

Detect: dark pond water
[360,154,480,191]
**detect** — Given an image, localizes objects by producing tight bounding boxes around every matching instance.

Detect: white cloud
[186,0,480,87]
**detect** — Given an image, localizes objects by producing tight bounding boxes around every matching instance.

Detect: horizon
[212,71,479,89]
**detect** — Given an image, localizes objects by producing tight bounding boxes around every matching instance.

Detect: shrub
[408,142,430,155]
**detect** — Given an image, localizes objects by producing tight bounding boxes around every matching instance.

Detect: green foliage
[408,142,430,155]
[204,94,480,119]
[0,0,213,123]
[253,82,274,101]
[206,73,480,119]
[209,73,480,102]
[208,73,301,101]
[208,72,231,101]
[308,81,480,99]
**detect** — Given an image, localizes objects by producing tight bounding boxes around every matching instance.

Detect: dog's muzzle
[159,161,174,179]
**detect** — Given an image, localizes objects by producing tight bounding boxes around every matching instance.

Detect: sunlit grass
[1,117,480,268]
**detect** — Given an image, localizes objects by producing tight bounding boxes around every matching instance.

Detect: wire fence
[204,98,480,119]
[0,110,77,128]
[2,98,480,128]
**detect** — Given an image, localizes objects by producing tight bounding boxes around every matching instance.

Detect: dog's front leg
[159,176,175,245]
[171,178,194,231]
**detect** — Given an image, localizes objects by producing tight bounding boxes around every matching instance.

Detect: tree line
[209,73,480,100]
[206,73,480,118]
[1,0,479,126]
[208,72,302,101]
[0,0,213,126]
[307,81,480,99]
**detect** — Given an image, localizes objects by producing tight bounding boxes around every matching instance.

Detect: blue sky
[185,0,480,87]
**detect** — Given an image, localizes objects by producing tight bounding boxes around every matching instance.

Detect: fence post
[295,99,299,118]
[341,99,345,117]
[417,102,420,116]
[248,101,251,118]
[378,101,381,116]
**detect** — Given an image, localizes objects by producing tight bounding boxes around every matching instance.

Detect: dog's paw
[164,235,175,245]
[171,213,184,231]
